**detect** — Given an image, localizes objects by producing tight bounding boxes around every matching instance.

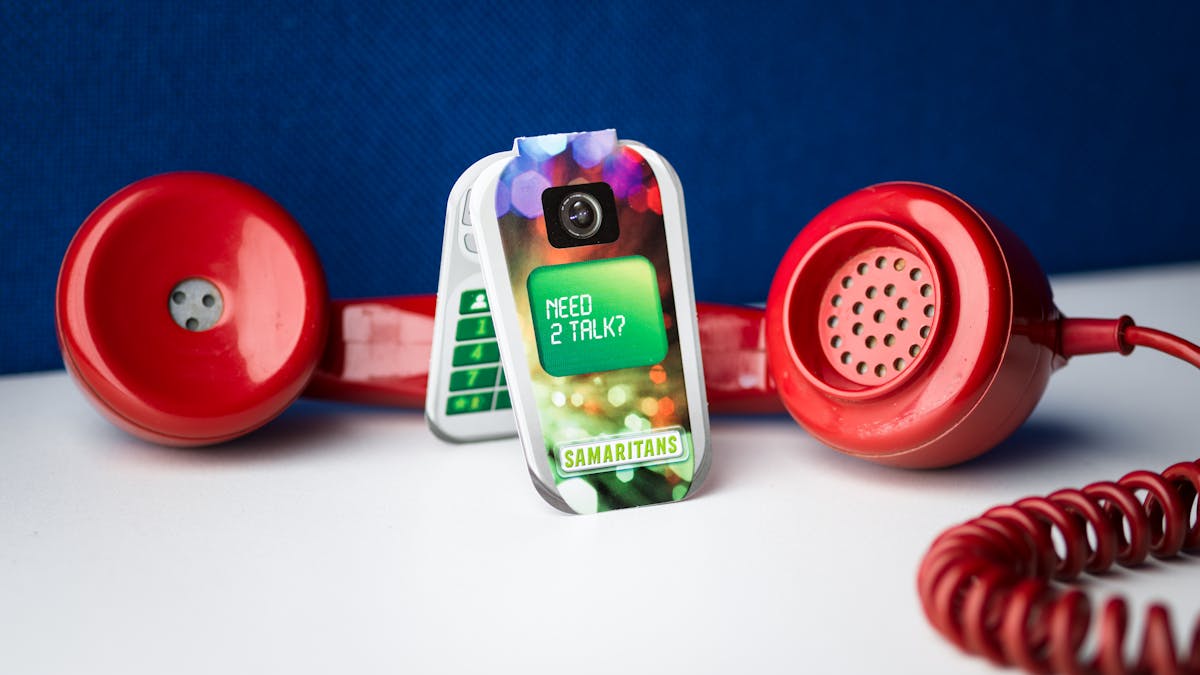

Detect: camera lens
[558,192,604,239]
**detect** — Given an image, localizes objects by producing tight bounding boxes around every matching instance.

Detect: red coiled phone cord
[918,323,1200,674]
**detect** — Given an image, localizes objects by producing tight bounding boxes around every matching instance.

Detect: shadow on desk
[113,399,426,467]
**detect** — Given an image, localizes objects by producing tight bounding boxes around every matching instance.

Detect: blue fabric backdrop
[3,2,1198,374]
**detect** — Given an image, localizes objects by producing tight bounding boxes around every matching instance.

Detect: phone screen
[527,256,667,377]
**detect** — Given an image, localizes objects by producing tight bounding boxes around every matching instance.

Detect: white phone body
[424,151,518,442]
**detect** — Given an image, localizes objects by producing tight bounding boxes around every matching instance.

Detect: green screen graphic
[527,255,667,377]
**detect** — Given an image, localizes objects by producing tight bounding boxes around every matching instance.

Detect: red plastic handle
[304,295,435,408]
[304,296,781,414]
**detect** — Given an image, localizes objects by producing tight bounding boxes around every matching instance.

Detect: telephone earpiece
[56,173,776,446]
[764,181,1072,467]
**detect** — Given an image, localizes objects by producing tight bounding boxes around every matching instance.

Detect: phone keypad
[446,288,510,415]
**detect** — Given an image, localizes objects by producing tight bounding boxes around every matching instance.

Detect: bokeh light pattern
[495,130,695,512]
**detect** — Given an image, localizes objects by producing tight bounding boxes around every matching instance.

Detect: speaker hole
[884,334,895,347]
[898,297,909,310]
[910,344,921,357]
[831,335,842,348]
[841,352,852,364]
[893,258,906,272]
[168,278,223,332]
[831,295,842,307]
[856,362,868,375]
[910,269,922,281]
[852,302,864,315]
[875,256,887,269]
[897,318,909,330]
[884,284,896,297]
[920,284,933,298]
[852,323,864,336]
[866,286,877,299]
[865,336,877,349]
[827,315,839,328]
[856,263,868,275]
[874,364,886,377]
[924,304,935,317]
[873,310,886,323]
[841,276,853,289]
[893,358,905,371]
[920,326,930,339]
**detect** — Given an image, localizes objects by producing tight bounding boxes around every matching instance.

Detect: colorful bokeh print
[495,129,695,513]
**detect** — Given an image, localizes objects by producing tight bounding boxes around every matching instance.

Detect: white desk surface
[3,264,1200,675]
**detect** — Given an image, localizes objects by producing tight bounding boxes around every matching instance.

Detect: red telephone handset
[56,173,779,446]
[58,174,1200,672]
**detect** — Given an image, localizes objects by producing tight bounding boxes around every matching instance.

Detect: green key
[452,341,499,366]
[447,392,493,415]
[456,315,495,340]
[449,366,498,392]
[498,369,506,385]
[459,289,490,315]
[495,389,511,409]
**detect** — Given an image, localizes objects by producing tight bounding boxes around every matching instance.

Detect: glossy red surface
[56,173,329,446]
[304,295,437,408]
[695,302,781,414]
[919,460,1200,673]
[765,182,1061,468]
